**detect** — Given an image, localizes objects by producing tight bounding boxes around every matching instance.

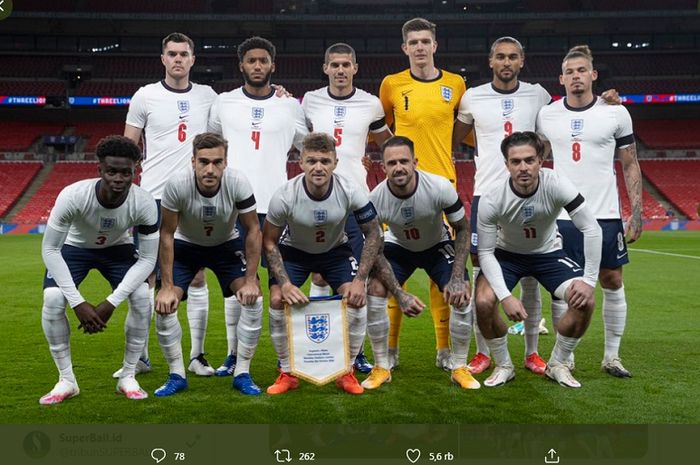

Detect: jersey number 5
[333,128,343,146]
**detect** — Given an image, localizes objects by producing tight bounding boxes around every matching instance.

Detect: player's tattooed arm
[618,143,643,243]
[262,222,290,286]
[370,255,425,316]
[444,216,471,307]
[357,219,384,281]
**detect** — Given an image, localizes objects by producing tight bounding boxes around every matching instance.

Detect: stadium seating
[0,162,43,217]
[72,122,125,152]
[0,122,66,152]
[634,120,700,150]
[639,159,700,219]
[13,163,98,224]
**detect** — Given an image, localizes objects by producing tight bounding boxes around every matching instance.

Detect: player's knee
[269,292,284,310]
[42,287,66,317]
[366,278,388,298]
[600,275,623,290]
[128,283,151,312]
[474,291,496,321]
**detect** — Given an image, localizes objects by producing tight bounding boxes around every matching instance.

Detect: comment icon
[151,448,167,463]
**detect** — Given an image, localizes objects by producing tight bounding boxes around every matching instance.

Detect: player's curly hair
[96,135,142,163]
[162,32,195,53]
[302,132,336,155]
[237,36,276,63]
[563,44,593,65]
[193,132,228,157]
[402,17,436,42]
[381,136,415,158]
[500,131,545,160]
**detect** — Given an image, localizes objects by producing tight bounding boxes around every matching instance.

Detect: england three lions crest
[334,106,347,119]
[501,98,515,117]
[313,209,327,225]
[252,107,265,121]
[306,313,330,343]
[571,119,584,138]
[177,100,190,113]
[440,86,453,102]
[99,217,116,230]
[401,206,414,222]
[521,205,535,222]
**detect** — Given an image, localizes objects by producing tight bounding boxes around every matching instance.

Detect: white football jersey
[477,168,583,255]
[302,87,388,192]
[536,96,634,219]
[126,81,217,199]
[457,81,551,195]
[370,170,464,252]
[48,179,158,248]
[208,88,308,214]
[267,173,376,254]
[161,168,256,246]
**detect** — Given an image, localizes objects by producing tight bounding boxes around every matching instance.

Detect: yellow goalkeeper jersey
[380,69,466,185]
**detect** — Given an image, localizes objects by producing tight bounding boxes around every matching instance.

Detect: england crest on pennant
[306,314,330,343]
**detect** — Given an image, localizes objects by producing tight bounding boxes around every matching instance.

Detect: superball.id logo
[0,1,13,21]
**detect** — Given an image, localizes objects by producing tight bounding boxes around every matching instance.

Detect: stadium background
[0,0,698,425]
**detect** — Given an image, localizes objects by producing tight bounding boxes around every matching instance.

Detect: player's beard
[496,68,518,85]
[242,69,273,88]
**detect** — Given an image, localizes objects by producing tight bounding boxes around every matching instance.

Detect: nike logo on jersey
[616,252,628,259]
[178,115,187,120]
[401,90,413,96]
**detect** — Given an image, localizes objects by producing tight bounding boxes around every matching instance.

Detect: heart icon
[406,448,421,463]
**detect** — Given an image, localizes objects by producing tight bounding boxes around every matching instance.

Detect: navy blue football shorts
[557,218,629,270]
[384,240,468,291]
[269,243,357,294]
[43,244,139,290]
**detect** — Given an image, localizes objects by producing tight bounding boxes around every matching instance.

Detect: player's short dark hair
[325,43,356,64]
[192,132,228,157]
[302,132,336,156]
[490,36,525,58]
[402,17,436,42]
[563,44,594,66]
[237,36,276,63]
[96,135,142,163]
[500,131,545,160]
[381,136,415,158]
[162,32,194,53]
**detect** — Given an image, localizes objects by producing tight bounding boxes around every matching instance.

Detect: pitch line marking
[631,248,700,260]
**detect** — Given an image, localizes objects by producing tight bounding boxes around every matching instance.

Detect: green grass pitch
[1,232,698,424]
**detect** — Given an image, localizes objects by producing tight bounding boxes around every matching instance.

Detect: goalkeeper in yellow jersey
[379,17,466,371]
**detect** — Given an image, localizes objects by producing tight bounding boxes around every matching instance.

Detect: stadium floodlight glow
[612,42,619,47]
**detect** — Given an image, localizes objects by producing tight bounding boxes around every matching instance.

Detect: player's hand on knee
[566,280,595,311]
[155,287,179,315]
[236,279,261,306]
[502,296,528,322]
[344,278,367,308]
[281,282,309,306]
[443,277,469,307]
[94,300,116,326]
[397,289,425,317]
[73,302,106,334]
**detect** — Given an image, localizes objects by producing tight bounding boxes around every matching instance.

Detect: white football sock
[309,283,331,297]
[366,296,389,369]
[347,305,367,369]
[551,299,568,333]
[42,288,75,383]
[485,335,512,369]
[234,297,263,376]
[156,313,185,377]
[224,296,241,356]
[602,286,627,361]
[122,283,151,378]
[186,283,209,359]
[449,305,473,368]
[269,307,290,372]
[550,333,581,365]
[521,276,542,356]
